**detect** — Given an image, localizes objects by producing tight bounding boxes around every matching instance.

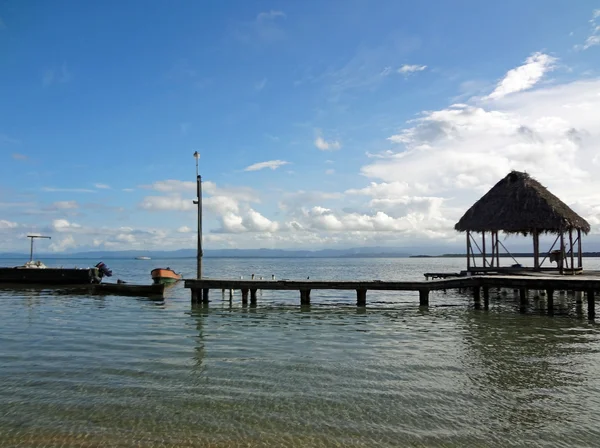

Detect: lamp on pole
[193,151,203,279]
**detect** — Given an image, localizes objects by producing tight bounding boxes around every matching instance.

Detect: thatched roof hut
[455,171,590,273]
[455,171,590,235]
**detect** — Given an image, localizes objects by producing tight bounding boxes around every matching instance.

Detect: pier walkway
[185,273,600,318]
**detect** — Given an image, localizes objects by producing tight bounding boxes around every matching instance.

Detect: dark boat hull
[91,283,165,298]
[0,267,99,285]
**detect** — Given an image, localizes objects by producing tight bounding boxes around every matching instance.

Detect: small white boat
[135,256,151,260]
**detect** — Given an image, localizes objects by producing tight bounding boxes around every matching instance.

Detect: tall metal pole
[193,152,203,279]
[27,235,51,262]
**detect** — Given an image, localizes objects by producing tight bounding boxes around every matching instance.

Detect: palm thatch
[455,171,590,234]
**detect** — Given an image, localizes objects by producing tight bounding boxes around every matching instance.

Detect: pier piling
[356,289,367,307]
[483,287,490,309]
[547,289,554,315]
[241,289,249,304]
[419,289,429,307]
[588,290,595,319]
[300,289,311,305]
[250,289,258,305]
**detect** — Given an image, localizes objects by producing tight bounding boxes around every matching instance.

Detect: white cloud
[177,225,192,233]
[315,136,341,151]
[52,219,81,232]
[397,64,427,75]
[325,169,335,175]
[257,10,286,21]
[144,180,196,192]
[361,78,600,236]
[244,160,289,171]
[139,195,195,211]
[575,9,600,50]
[42,187,96,193]
[122,188,135,192]
[52,201,78,209]
[486,52,556,100]
[95,183,110,189]
[244,209,279,232]
[48,235,76,252]
[0,220,18,229]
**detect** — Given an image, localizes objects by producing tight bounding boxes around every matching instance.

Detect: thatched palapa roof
[455,171,590,234]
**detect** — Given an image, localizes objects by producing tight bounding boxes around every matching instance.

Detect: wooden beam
[578,229,583,269]
[482,232,486,267]
[533,229,540,270]
[569,229,575,275]
[466,231,471,270]
[560,233,565,274]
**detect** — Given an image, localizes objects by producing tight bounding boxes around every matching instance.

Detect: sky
[1,0,600,254]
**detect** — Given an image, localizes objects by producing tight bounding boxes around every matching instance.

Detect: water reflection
[460,310,599,433]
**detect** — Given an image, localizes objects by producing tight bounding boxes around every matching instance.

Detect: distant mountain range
[0,246,414,259]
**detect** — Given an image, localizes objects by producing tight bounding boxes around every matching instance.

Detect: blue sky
[1,1,600,253]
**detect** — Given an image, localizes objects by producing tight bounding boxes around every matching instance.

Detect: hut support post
[569,229,575,275]
[578,229,582,269]
[547,289,554,315]
[466,231,471,271]
[588,290,595,319]
[482,232,486,268]
[495,231,500,267]
[560,233,565,274]
[533,229,540,270]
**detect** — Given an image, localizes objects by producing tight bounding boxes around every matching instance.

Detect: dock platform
[185,273,600,318]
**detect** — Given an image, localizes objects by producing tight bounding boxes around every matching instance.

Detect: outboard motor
[95,262,113,278]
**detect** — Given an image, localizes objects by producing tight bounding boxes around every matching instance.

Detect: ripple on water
[3,257,600,447]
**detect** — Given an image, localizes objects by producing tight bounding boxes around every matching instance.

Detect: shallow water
[1,257,600,447]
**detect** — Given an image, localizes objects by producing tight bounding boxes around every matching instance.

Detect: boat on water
[90,282,164,299]
[151,267,182,285]
[0,236,112,285]
[135,256,151,260]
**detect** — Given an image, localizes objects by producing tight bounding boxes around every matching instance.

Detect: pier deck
[185,273,600,317]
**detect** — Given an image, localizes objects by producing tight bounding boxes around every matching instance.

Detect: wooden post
[229,289,233,300]
[519,288,527,312]
[483,287,490,309]
[300,289,311,305]
[578,229,582,269]
[559,233,565,274]
[533,229,540,270]
[490,233,495,268]
[473,286,481,308]
[356,289,367,307]
[241,288,249,304]
[191,289,199,304]
[495,231,500,267]
[419,289,429,306]
[202,288,209,303]
[482,232,486,268]
[466,231,471,271]
[588,290,595,319]
[250,289,257,305]
[547,289,554,315]
[569,229,575,275]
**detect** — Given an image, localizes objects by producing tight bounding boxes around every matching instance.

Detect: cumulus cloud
[362,77,600,235]
[177,225,192,233]
[244,160,289,171]
[140,195,195,211]
[486,52,556,100]
[397,64,427,75]
[315,136,341,151]
[52,219,82,232]
[48,235,76,252]
[0,220,18,229]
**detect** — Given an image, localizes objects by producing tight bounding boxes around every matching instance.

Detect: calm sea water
[2,257,600,447]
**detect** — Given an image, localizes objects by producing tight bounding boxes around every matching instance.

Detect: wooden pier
[185,273,600,318]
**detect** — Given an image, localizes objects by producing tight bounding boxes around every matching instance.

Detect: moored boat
[91,282,165,299]
[135,256,151,260]
[151,267,182,285]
